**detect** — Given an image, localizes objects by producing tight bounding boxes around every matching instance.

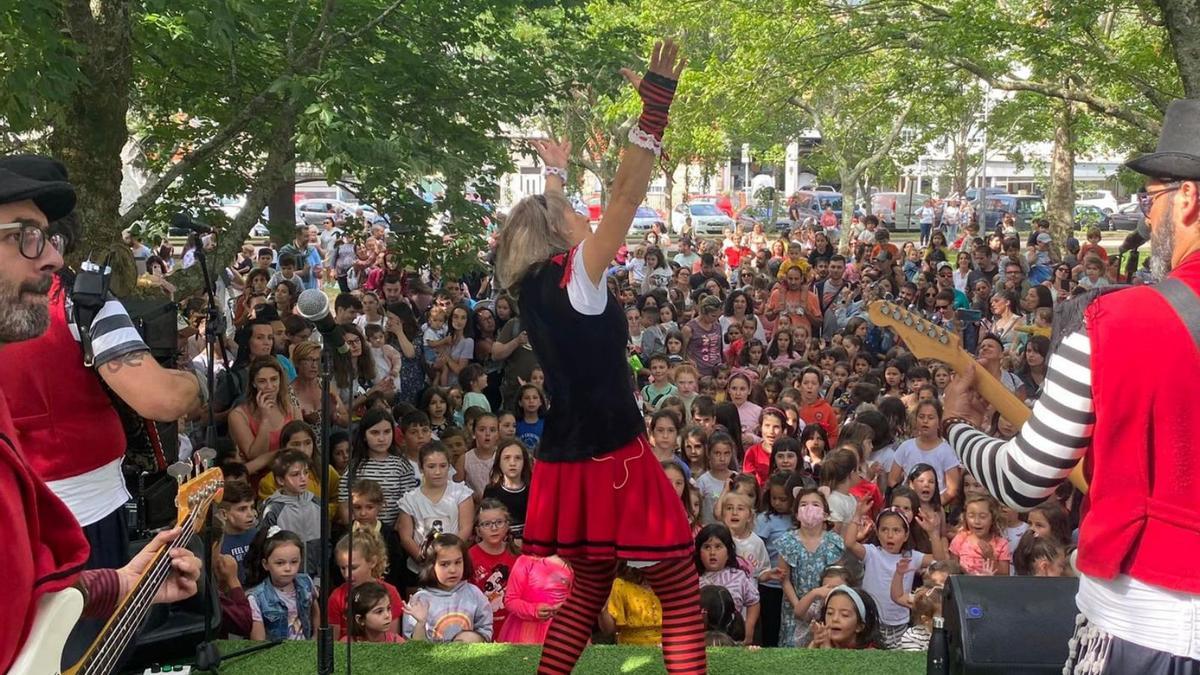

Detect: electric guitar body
[11,466,222,675]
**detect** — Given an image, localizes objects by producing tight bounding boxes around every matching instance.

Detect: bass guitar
[11,464,223,675]
[866,299,1088,493]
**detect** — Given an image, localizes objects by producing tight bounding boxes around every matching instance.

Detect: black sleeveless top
[517,250,643,462]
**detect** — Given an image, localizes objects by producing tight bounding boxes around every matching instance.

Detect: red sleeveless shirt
[1075,252,1200,593]
[0,276,125,481]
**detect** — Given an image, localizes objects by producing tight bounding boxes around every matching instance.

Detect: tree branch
[943,54,1161,136]
[851,98,914,177]
[170,104,299,298]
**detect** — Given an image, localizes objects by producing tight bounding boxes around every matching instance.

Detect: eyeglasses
[936,304,951,310]
[0,221,65,260]
[1139,182,1182,217]
[477,519,508,530]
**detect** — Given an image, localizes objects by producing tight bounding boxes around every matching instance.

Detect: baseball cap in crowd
[1036,232,1052,244]
[0,155,75,221]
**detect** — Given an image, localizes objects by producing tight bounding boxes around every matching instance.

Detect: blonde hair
[292,341,321,369]
[336,530,389,579]
[494,192,575,294]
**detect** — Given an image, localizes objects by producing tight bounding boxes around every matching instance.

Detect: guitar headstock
[866,300,969,370]
[174,467,224,531]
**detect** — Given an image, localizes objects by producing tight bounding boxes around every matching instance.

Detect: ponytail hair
[245,527,304,588]
[416,532,472,589]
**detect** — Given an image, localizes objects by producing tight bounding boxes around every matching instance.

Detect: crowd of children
[193,203,1098,655]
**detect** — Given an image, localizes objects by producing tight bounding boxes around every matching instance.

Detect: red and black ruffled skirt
[522,435,694,561]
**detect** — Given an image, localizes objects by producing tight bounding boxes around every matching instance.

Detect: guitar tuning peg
[197,448,217,469]
[167,462,191,483]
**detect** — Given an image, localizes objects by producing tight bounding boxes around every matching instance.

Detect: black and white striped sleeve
[947,328,1094,511]
[67,294,150,367]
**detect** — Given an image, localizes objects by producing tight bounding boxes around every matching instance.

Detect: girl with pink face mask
[774,487,845,647]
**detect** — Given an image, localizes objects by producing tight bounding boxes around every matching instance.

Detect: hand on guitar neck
[941,359,993,428]
[113,528,203,605]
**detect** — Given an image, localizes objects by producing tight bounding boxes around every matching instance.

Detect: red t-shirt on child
[743,443,771,487]
[328,580,405,634]
[470,545,519,636]
[849,478,883,521]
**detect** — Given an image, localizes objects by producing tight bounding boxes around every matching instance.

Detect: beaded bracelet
[543,166,568,182]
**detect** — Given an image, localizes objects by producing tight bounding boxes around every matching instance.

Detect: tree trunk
[839,168,860,250]
[171,104,299,298]
[52,0,134,294]
[664,166,676,213]
[1046,99,1076,251]
[268,131,297,246]
[952,135,970,196]
[1159,0,1200,97]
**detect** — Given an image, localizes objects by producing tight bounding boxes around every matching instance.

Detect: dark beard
[1149,202,1175,282]
[0,273,54,344]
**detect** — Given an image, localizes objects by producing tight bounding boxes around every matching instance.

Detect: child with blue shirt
[218,479,260,583]
[514,384,546,450]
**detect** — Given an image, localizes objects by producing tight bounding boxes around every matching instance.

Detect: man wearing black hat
[0,156,202,580]
[942,99,1200,672]
[0,166,200,673]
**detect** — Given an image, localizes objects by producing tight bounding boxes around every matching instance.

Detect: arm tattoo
[100,350,147,374]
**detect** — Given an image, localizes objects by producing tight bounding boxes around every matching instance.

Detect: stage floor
[207,640,926,674]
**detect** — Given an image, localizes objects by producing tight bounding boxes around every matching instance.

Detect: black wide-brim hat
[0,155,76,221]
[1126,99,1200,181]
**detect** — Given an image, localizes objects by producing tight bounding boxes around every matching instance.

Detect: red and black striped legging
[537,558,706,675]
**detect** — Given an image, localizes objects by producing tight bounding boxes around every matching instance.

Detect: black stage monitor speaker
[943,575,1079,675]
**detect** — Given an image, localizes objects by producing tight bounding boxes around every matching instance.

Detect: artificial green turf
[210,640,926,674]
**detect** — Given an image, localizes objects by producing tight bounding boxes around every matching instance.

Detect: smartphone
[956,308,982,322]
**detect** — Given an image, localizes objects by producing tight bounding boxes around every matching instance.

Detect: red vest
[1075,251,1200,593]
[0,387,90,673]
[0,277,125,481]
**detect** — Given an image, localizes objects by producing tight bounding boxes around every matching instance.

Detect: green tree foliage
[0,0,576,294]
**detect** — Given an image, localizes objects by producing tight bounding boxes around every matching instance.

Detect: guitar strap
[1152,278,1200,352]
[1050,279,1200,354]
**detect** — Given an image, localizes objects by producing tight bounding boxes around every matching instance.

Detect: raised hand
[530,138,571,170]
[619,38,686,93]
[406,598,429,623]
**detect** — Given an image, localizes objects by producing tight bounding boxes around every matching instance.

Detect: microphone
[296,288,348,355]
[172,212,213,234]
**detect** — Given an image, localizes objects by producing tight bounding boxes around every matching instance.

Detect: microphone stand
[317,342,335,675]
[192,241,283,671]
[193,242,220,663]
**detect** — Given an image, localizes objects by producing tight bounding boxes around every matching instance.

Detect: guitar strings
[85,514,197,675]
[82,506,202,675]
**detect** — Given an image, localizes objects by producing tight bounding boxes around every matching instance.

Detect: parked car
[671,202,735,237]
[631,206,666,232]
[982,194,1044,230]
[1077,189,1120,214]
[297,198,387,226]
[1106,201,1143,232]
[736,205,794,234]
[789,190,844,224]
[586,197,602,223]
[965,186,1007,202]
[296,198,354,225]
[1074,205,1111,232]
[870,192,929,231]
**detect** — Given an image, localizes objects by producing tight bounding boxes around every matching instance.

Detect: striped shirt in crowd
[947,329,1094,510]
[337,455,419,526]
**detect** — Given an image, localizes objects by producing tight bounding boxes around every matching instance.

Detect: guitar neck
[944,349,1031,426]
[68,518,198,675]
